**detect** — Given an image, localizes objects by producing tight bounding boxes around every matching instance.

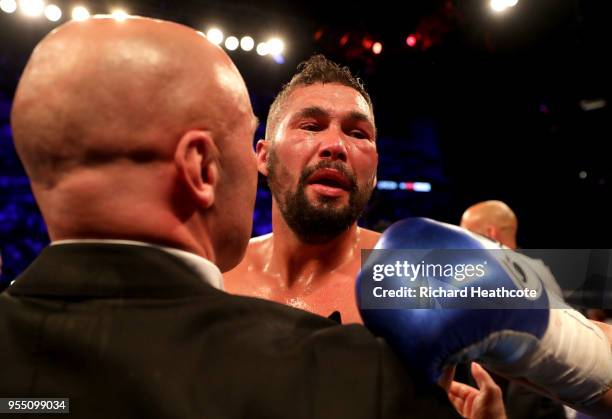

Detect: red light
[339,33,349,46]
[406,34,417,47]
[372,42,382,55]
[399,182,415,191]
[362,37,373,49]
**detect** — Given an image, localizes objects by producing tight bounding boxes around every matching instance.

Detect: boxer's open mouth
[307,169,352,191]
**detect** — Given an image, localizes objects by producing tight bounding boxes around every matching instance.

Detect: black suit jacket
[0,243,458,419]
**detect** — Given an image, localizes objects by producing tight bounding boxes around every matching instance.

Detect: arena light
[413,182,432,192]
[377,181,398,191]
[339,33,349,46]
[490,0,507,12]
[377,180,432,192]
[406,34,417,47]
[240,36,254,51]
[579,98,606,112]
[0,0,17,13]
[267,38,284,55]
[372,42,382,55]
[43,3,61,21]
[206,28,223,45]
[490,0,519,13]
[19,0,45,17]
[71,5,89,21]
[111,9,128,21]
[256,42,269,56]
[272,54,285,64]
[224,36,239,51]
[399,182,432,192]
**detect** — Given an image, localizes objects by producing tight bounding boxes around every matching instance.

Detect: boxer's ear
[255,139,269,176]
[175,130,219,209]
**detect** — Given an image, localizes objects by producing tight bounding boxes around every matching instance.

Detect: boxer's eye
[349,129,368,139]
[300,123,321,131]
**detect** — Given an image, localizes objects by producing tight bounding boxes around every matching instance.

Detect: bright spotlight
[225,36,239,51]
[19,0,45,17]
[240,36,254,51]
[0,0,17,13]
[491,0,518,13]
[111,9,128,21]
[490,0,508,12]
[44,4,61,21]
[267,38,284,55]
[256,42,269,56]
[71,5,89,21]
[372,42,382,55]
[206,28,223,45]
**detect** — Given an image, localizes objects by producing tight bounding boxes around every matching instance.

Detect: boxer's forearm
[500,319,612,417]
[583,320,612,417]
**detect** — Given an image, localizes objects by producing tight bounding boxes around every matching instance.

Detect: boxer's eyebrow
[297,107,372,126]
[295,106,328,120]
[347,111,371,124]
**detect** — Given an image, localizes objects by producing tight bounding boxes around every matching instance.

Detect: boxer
[225,55,507,416]
[225,55,381,324]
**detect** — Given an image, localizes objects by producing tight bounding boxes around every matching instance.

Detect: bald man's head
[12,17,250,185]
[460,200,518,249]
[11,16,258,270]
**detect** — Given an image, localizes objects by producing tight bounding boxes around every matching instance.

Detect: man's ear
[255,139,269,176]
[175,130,219,209]
[487,226,500,243]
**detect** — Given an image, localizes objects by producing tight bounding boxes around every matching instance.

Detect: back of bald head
[11,16,249,187]
[460,200,518,249]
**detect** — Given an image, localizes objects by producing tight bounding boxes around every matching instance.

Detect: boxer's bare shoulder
[358,227,382,249]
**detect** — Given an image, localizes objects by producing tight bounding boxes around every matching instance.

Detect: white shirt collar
[51,239,224,290]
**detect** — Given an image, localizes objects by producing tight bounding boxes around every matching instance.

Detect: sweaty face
[264,83,377,243]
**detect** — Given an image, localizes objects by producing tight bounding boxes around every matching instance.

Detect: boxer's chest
[280,264,364,324]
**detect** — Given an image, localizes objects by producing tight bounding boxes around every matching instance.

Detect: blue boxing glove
[357,217,612,407]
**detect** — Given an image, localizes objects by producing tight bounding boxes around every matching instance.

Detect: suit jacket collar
[7,243,223,300]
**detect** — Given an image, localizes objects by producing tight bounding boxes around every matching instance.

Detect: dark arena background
[1,0,611,286]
